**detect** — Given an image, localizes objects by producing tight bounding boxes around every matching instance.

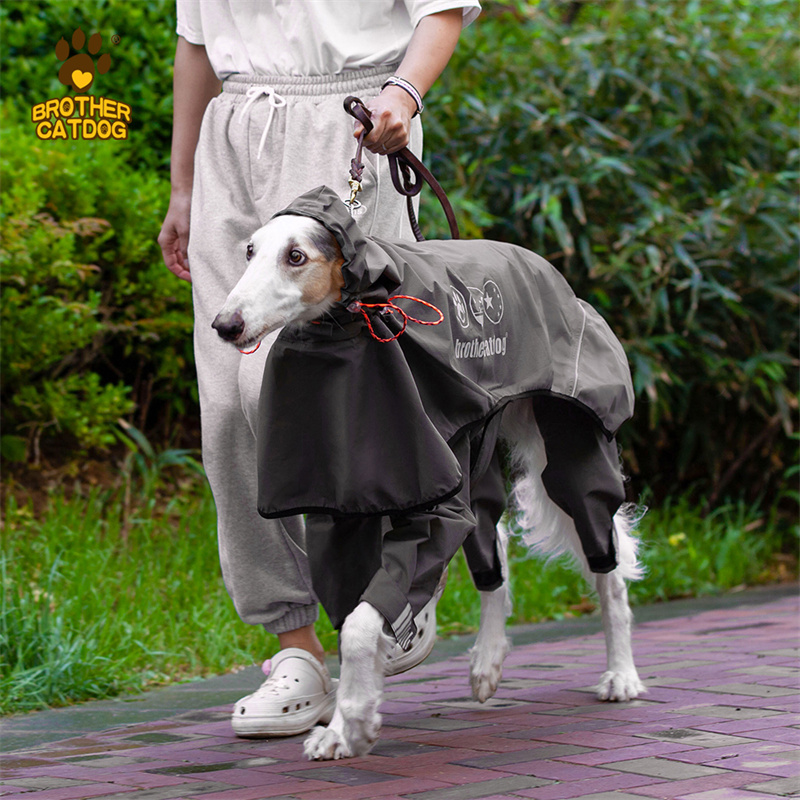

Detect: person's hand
[354,85,417,155]
[158,189,192,282]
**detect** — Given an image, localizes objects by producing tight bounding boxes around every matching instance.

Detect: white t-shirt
[176,0,481,79]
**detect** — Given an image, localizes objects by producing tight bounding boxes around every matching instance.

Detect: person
[158,0,481,738]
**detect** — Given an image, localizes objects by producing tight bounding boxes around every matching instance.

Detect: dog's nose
[212,310,245,341]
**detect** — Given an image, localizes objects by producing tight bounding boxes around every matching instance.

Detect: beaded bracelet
[381,76,424,116]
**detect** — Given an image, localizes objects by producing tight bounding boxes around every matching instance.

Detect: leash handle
[344,95,374,135]
[343,95,460,241]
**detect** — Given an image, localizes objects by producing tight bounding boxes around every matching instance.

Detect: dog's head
[212,214,344,350]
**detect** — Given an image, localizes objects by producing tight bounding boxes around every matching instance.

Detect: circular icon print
[451,286,470,328]
[482,280,504,324]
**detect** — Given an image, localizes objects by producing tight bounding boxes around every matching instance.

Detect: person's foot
[232,648,337,738]
[385,568,447,676]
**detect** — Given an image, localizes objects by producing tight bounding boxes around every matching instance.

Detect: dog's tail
[502,399,645,583]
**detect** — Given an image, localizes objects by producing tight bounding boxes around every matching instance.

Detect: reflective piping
[571,303,588,398]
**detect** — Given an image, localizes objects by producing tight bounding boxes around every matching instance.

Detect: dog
[212,186,646,761]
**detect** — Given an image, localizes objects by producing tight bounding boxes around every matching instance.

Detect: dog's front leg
[594,569,646,701]
[304,602,390,760]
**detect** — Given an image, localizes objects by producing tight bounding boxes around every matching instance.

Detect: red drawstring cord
[347,295,444,343]
[238,341,261,355]
[240,295,443,350]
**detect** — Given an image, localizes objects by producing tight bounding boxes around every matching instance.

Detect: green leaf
[1,435,27,462]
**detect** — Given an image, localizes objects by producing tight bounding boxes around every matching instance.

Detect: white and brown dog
[212,188,646,761]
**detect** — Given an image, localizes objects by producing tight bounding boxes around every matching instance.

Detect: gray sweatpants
[190,67,422,634]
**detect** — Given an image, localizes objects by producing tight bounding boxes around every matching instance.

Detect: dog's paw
[469,636,510,703]
[595,669,646,702]
[304,725,352,761]
[338,706,381,757]
[303,710,381,761]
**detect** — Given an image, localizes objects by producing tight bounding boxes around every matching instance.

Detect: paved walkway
[2,587,798,800]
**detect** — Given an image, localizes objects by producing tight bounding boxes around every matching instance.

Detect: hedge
[422,0,798,504]
[0,106,194,460]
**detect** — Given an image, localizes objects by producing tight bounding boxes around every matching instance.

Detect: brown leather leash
[343,96,460,241]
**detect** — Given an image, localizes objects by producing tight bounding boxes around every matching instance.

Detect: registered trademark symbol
[111,34,121,45]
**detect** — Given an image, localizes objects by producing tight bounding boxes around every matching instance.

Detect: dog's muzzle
[212,310,245,342]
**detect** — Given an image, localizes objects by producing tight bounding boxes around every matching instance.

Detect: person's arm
[355,8,464,154]
[158,36,222,282]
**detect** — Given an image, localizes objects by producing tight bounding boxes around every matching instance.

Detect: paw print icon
[56,28,111,93]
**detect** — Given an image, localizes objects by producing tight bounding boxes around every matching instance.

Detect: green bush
[0,105,194,459]
[421,0,798,503]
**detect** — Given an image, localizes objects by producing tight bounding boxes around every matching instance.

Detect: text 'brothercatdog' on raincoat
[256,186,634,646]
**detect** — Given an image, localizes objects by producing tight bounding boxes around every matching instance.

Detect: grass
[1,475,796,716]
[437,496,797,635]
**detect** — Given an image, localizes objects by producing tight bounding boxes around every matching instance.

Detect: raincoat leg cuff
[360,568,417,651]
[470,568,504,592]
[586,528,618,574]
[587,554,618,573]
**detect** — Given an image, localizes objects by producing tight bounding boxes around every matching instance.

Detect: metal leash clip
[343,97,374,216]
[345,177,362,212]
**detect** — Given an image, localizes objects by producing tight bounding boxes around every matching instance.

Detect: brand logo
[451,281,504,328]
[450,280,509,360]
[30,28,130,141]
[454,335,508,360]
[451,287,470,328]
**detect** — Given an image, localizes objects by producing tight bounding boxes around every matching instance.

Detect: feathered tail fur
[500,399,645,584]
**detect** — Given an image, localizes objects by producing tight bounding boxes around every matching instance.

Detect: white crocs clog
[385,567,447,677]
[232,648,337,738]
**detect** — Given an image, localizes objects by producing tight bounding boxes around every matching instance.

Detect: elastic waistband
[223,65,399,98]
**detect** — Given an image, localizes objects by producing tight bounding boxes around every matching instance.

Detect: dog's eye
[288,249,307,266]
[246,243,254,261]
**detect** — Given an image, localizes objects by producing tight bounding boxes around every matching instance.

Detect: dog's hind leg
[304,602,390,760]
[469,522,512,702]
[506,398,645,702]
[593,554,646,702]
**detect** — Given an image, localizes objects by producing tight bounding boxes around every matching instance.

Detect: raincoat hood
[272,184,402,305]
[258,185,635,520]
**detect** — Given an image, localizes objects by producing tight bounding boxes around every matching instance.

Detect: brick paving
[1,592,798,800]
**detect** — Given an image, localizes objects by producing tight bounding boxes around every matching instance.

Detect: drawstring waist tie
[238,86,287,160]
[223,66,399,161]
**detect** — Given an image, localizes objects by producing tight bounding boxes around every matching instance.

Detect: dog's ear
[309,224,343,265]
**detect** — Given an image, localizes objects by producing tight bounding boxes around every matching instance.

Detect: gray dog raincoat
[256,186,634,644]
